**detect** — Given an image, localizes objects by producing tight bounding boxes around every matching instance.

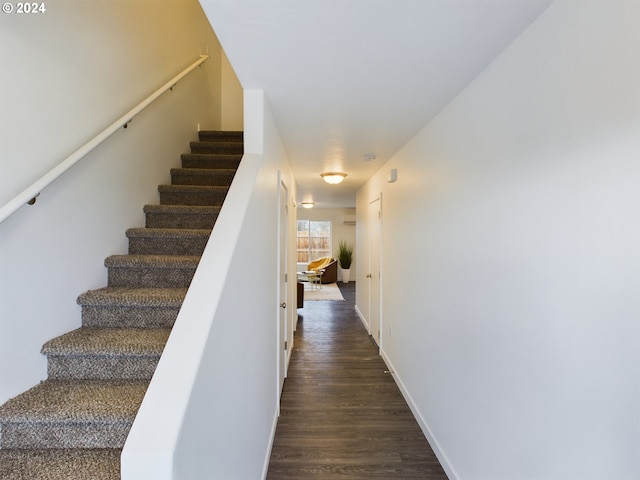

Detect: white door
[277,176,289,399]
[369,197,382,348]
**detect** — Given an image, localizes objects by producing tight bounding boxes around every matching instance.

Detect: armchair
[307,257,337,284]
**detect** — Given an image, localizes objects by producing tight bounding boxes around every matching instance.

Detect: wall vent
[342,214,356,225]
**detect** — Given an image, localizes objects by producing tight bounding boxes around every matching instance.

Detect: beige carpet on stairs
[0,130,243,479]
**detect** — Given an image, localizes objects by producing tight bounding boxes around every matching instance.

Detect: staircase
[0,131,243,479]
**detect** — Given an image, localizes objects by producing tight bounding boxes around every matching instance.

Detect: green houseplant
[337,241,353,283]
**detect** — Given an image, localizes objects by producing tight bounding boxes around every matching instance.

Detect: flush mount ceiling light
[320,172,347,185]
[301,202,315,209]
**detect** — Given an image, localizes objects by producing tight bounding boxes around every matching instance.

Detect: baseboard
[379,348,460,480]
[261,408,280,480]
[354,305,369,333]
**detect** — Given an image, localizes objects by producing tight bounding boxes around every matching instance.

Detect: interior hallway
[267,282,448,479]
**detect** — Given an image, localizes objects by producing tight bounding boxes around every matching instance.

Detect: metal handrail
[0,54,209,224]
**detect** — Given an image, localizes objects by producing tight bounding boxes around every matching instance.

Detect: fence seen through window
[297,220,331,263]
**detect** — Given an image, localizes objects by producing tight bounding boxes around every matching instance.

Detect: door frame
[276,172,289,408]
[368,195,382,349]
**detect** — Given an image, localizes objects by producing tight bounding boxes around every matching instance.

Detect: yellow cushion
[307,257,333,272]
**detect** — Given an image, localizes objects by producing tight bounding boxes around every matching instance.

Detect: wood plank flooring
[267,282,448,479]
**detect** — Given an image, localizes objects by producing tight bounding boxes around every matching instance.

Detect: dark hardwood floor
[267,282,448,479]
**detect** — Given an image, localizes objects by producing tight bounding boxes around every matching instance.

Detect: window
[297,220,331,263]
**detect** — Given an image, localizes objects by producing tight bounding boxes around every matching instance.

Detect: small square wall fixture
[388,168,398,183]
[321,172,347,184]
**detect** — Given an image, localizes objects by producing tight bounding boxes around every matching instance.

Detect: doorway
[368,196,381,348]
[277,174,289,402]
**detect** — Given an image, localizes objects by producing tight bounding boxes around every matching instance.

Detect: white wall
[221,51,244,130]
[297,207,356,281]
[356,2,640,479]
[123,90,295,479]
[0,0,241,404]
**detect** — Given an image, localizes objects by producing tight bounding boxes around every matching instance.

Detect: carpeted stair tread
[78,287,185,329]
[143,204,221,215]
[126,228,211,256]
[105,254,200,268]
[0,380,147,449]
[42,328,170,356]
[143,204,221,229]
[105,255,199,288]
[126,227,212,238]
[158,184,230,193]
[170,168,236,186]
[126,227,211,255]
[0,448,120,480]
[181,153,242,170]
[158,184,229,206]
[198,130,243,141]
[0,379,147,424]
[42,328,170,380]
[77,287,187,307]
[171,167,237,174]
[189,141,243,155]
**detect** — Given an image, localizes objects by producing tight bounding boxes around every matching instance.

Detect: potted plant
[337,240,353,283]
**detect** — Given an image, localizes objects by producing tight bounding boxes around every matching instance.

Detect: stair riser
[48,356,160,380]
[190,141,243,155]
[171,170,235,186]
[0,423,130,449]
[128,237,207,256]
[198,131,243,142]
[107,267,196,288]
[0,449,121,478]
[159,190,227,206]
[81,306,179,328]
[181,154,241,170]
[145,211,219,229]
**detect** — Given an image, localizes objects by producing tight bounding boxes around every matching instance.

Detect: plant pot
[341,268,350,283]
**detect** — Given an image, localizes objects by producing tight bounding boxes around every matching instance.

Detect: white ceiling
[201,0,553,208]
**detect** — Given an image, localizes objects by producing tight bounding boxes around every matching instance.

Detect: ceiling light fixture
[301,202,315,209]
[320,172,347,185]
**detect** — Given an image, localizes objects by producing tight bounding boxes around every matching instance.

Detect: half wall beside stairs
[122,89,295,480]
